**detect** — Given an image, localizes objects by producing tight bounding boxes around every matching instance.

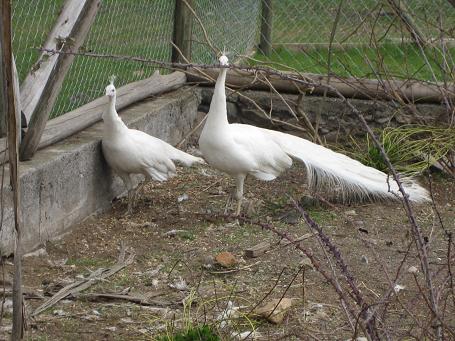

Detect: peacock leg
[224,192,233,215]
[133,179,149,208]
[120,173,135,215]
[233,175,246,216]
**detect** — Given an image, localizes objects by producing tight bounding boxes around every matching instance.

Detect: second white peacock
[198,55,430,215]
[102,79,205,214]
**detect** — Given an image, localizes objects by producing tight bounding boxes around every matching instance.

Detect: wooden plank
[0,33,4,137]
[19,0,101,161]
[172,0,193,63]
[186,67,455,104]
[0,0,23,338]
[259,0,272,56]
[19,0,88,123]
[32,246,135,317]
[0,71,186,165]
[244,241,271,258]
[40,71,186,147]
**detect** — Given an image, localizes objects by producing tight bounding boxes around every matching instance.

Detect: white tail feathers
[265,129,430,203]
[168,146,205,167]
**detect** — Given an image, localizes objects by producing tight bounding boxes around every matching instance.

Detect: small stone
[215,252,238,268]
[393,284,405,293]
[169,276,189,291]
[299,195,320,209]
[361,255,369,264]
[177,193,189,202]
[254,298,293,324]
[105,326,117,332]
[376,117,390,124]
[300,257,314,270]
[53,309,65,316]
[345,210,357,216]
[407,266,418,274]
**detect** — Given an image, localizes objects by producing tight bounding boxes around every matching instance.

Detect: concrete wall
[199,88,449,142]
[0,87,200,255]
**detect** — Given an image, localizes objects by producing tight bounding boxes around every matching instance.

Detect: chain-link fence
[10,0,455,119]
[257,0,455,82]
[11,0,262,119]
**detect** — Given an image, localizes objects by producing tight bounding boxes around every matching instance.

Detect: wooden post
[0,0,23,339]
[0,34,5,137]
[172,0,193,63]
[259,0,272,56]
[19,0,100,161]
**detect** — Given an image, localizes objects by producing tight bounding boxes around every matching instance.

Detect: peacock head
[219,54,229,66]
[105,75,117,98]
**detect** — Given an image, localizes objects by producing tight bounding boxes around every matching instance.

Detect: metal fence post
[172,0,193,63]
[259,0,272,56]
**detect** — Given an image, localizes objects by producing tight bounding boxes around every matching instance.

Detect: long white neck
[103,95,128,137]
[205,68,229,129]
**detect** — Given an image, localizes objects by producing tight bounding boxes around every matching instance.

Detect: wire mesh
[12,0,65,82]
[51,0,175,118]
[191,0,261,63]
[257,0,455,82]
[10,0,455,120]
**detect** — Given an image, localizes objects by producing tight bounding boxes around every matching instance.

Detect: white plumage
[102,80,205,214]
[198,55,430,215]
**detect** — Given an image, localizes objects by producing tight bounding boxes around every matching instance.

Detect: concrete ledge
[198,88,449,141]
[0,87,200,255]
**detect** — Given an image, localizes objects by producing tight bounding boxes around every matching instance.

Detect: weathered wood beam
[19,0,101,161]
[186,67,455,104]
[0,0,23,338]
[0,71,186,165]
[20,0,88,123]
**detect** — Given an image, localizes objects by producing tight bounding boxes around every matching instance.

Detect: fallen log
[187,67,454,104]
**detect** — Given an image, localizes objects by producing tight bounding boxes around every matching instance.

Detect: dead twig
[31,245,135,317]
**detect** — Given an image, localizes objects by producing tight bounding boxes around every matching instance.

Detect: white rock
[407,266,419,274]
[394,284,406,293]
[177,193,189,202]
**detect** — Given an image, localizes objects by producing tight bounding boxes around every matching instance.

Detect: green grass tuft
[157,325,220,341]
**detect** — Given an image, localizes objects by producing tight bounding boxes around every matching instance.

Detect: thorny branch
[33,47,454,339]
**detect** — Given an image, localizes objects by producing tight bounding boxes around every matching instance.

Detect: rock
[53,309,65,316]
[300,257,314,270]
[177,193,189,202]
[24,247,48,258]
[407,266,418,274]
[215,252,238,268]
[376,117,390,124]
[168,276,189,291]
[345,209,357,216]
[162,229,187,238]
[279,210,301,225]
[254,298,293,324]
[299,195,320,209]
[120,317,134,324]
[393,284,406,293]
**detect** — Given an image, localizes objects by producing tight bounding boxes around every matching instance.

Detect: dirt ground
[1,157,454,340]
